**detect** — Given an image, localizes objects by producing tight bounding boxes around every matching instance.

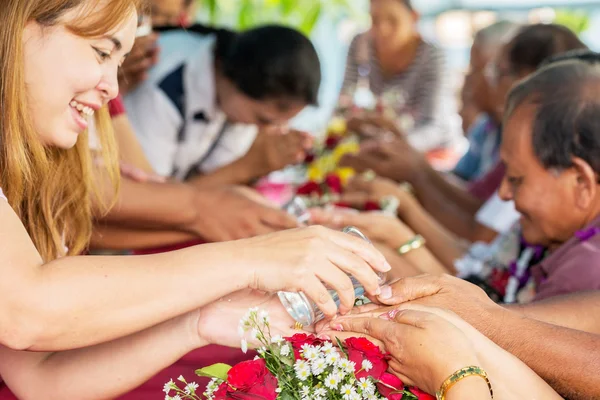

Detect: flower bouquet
[164,309,434,400]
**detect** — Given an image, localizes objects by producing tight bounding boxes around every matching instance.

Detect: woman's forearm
[188,157,257,188]
[445,378,492,400]
[409,168,490,242]
[468,308,600,400]
[99,178,201,232]
[91,223,197,251]
[5,242,249,351]
[398,196,467,271]
[402,247,449,275]
[1,313,204,400]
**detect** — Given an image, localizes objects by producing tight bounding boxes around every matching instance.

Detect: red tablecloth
[0,346,255,399]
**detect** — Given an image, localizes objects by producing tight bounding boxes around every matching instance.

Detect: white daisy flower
[337,359,356,375]
[300,386,311,399]
[361,359,373,372]
[358,377,375,395]
[294,360,311,381]
[311,357,327,376]
[321,341,335,354]
[301,344,319,360]
[163,379,174,394]
[340,384,357,400]
[271,335,284,344]
[184,382,199,395]
[241,338,248,354]
[258,310,270,325]
[324,372,341,389]
[280,344,291,357]
[325,351,341,365]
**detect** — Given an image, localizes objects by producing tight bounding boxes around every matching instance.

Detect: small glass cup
[278,226,387,327]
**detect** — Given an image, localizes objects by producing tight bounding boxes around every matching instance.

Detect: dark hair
[505,59,600,175]
[542,49,600,67]
[398,0,413,11]
[507,24,587,74]
[157,23,321,107]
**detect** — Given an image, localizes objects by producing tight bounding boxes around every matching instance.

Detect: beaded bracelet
[436,366,493,400]
[397,234,425,255]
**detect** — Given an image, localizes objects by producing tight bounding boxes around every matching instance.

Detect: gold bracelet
[397,234,425,255]
[436,366,493,400]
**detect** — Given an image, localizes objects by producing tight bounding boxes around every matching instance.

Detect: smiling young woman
[0,0,393,397]
[0,0,140,261]
[0,0,390,365]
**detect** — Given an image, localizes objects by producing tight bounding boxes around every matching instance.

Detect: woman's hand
[321,307,481,395]
[309,208,415,249]
[347,113,404,139]
[195,290,308,348]
[340,138,425,184]
[238,226,391,318]
[243,128,313,177]
[345,175,413,203]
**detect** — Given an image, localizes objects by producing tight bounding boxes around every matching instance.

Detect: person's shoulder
[419,40,445,63]
[150,32,215,81]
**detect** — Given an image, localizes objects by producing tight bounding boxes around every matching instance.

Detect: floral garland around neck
[491,225,600,304]
[486,237,546,304]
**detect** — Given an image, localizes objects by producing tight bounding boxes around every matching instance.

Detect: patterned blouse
[342,33,456,152]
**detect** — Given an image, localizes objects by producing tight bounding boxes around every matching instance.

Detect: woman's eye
[93,47,111,61]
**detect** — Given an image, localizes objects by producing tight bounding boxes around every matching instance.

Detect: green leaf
[237,0,254,30]
[195,363,231,380]
[298,2,322,35]
[280,0,299,16]
[206,0,218,24]
[335,336,349,358]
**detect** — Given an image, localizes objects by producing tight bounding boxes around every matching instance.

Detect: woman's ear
[571,157,598,210]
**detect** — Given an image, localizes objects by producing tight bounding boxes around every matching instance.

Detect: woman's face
[468,43,496,117]
[23,4,138,149]
[370,0,418,53]
[218,79,306,128]
[499,103,588,247]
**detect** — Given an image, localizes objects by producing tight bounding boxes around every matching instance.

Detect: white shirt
[0,187,5,201]
[475,191,520,234]
[124,32,257,180]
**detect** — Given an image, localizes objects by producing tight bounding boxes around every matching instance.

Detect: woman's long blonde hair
[0,0,143,261]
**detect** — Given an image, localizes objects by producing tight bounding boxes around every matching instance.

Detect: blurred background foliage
[194,0,366,35]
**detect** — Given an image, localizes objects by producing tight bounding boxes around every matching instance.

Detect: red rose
[296,181,322,196]
[324,174,343,194]
[212,382,229,398]
[284,333,324,359]
[363,200,381,211]
[333,201,353,209]
[325,136,341,150]
[213,359,278,400]
[377,372,404,400]
[304,151,315,164]
[409,387,436,400]
[345,337,388,380]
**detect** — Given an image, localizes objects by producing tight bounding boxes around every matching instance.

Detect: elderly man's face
[498,102,591,248]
